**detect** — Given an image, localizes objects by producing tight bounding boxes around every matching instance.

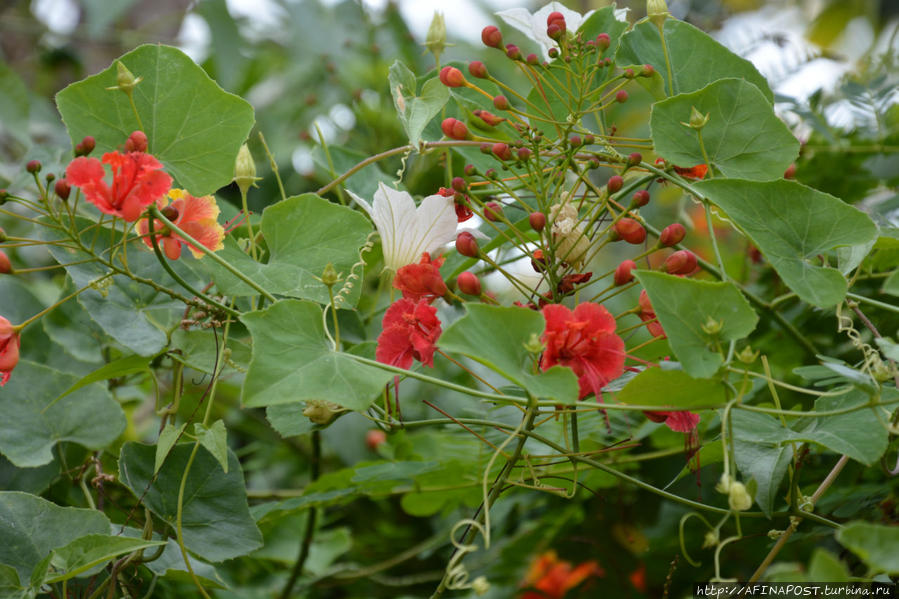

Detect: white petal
[614,7,630,22]
[495,8,539,43]
[345,188,373,217]
[405,192,457,264]
[372,182,418,271]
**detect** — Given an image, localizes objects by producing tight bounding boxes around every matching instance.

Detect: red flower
[393,252,447,303]
[138,189,225,260]
[638,289,666,338]
[540,302,625,400]
[521,551,603,599]
[0,316,21,386]
[66,151,172,222]
[644,409,700,432]
[673,163,708,180]
[376,298,441,369]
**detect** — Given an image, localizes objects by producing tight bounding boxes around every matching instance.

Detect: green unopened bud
[321,263,340,287]
[715,473,733,494]
[471,576,490,596]
[303,400,342,425]
[682,106,710,130]
[728,481,753,511]
[424,12,447,61]
[736,345,760,364]
[234,144,258,195]
[702,530,719,548]
[701,316,723,336]
[647,0,669,26]
[106,61,142,95]
[767,529,785,540]
[524,332,544,355]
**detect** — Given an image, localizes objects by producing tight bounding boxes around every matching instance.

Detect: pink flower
[376,298,442,369]
[540,303,625,399]
[138,189,224,260]
[66,151,172,222]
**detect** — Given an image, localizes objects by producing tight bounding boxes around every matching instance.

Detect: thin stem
[259,132,287,203]
[847,292,899,314]
[13,273,113,332]
[657,21,675,96]
[279,430,321,599]
[176,442,211,599]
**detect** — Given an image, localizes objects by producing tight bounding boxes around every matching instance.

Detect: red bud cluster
[441,118,469,140]
[74,135,96,157]
[125,130,148,153]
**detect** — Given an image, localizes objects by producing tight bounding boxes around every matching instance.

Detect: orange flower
[521,550,603,599]
[139,189,224,260]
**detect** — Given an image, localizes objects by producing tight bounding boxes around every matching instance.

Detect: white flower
[496,2,628,59]
[347,182,457,271]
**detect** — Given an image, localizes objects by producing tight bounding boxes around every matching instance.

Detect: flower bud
[531,249,547,272]
[493,95,509,110]
[481,25,503,48]
[54,179,71,201]
[473,110,504,127]
[441,117,469,140]
[685,106,710,130]
[736,345,760,364]
[614,259,637,286]
[664,249,697,274]
[365,429,386,451]
[234,145,260,199]
[701,316,723,336]
[525,53,539,65]
[631,190,650,207]
[439,66,465,88]
[548,48,559,58]
[471,576,490,596]
[457,271,482,296]
[584,134,595,145]
[569,135,581,148]
[613,218,646,244]
[505,44,521,60]
[546,11,566,29]
[75,135,96,157]
[616,90,629,103]
[468,60,488,79]
[321,263,340,287]
[647,0,669,26]
[624,68,635,79]
[303,400,342,425]
[728,481,753,511]
[627,152,642,167]
[26,160,41,174]
[658,223,685,247]
[161,205,180,221]
[491,143,512,161]
[517,147,532,161]
[424,11,447,61]
[464,164,477,177]
[596,33,610,51]
[0,190,7,205]
[456,231,479,257]
[0,251,11,275]
[607,175,624,194]
[484,168,497,179]
[113,61,142,94]
[641,64,655,77]
[529,211,546,232]
[784,163,796,179]
[484,201,503,221]
[547,23,563,40]
[125,130,148,153]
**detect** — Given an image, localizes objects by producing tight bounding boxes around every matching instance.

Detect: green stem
[656,21,675,96]
[149,206,277,303]
[847,292,899,314]
[239,187,258,261]
[279,430,321,599]
[259,132,287,203]
[176,443,211,599]
[13,273,113,332]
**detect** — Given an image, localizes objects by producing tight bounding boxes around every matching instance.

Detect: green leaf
[388,60,449,147]
[876,338,899,362]
[0,361,125,467]
[200,194,371,306]
[651,79,798,180]
[119,527,225,588]
[694,179,879,307]
[634,272,758,378]
[43,535,164,584]
[0,563,27,599]
[0,492,109,585]
[807,549,850,582]
[578,5,629,55]
[439,304,580,403]
[883,270,899,297]
[56,44,255,196]
[118,442,262,562]
[169,328,251,374]
[837,521,899,575]
[194,420,228,474]
[730,428,794,517]
[616,19,772,101]
[615,367,726,408]
[266,404,321,438]
[154,423,185,475]
[241,300,393,410]
[50,354,154,409]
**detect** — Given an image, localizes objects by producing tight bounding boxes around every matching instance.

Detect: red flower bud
[569,135,582,148]
[481,25,503,48]
[464,164,477,176]
[547,23,563,40]
[75,135,96,157]
[529,211,546,232]
[161,205,180,221]
[659,223,686,247]
[484,201,503,221]
[526,53,539,65]
[547,11,566,28]
[625,68,635,79]
[505,44,521,60]
[473,109,504,127]
[484,168,497,179]
[614,260,637,286]
[613,218,646,244]
[493,95,510,110]
[54,179,71,201]
[517,147,532,161]
[631,190,650,207]
[628,152,642,167]
[531,249,547,272]
[366,429,386,450]
[26,160,41,174]
[607,175,624,194]
[125,130,148,153]
[0,251,11,274]
[456,231,479,257]
[441,118,469,140]
[451,176,467,192]
[439,66,465,87]
[616,90,629,103]
[665,249,697,274]
[457,271,482,296]
[596,33,610,50]
[468,60,488,78]
[784,163,796,179]
[641,64,655,77]
[491,143,512,161]
[548,48,559,59]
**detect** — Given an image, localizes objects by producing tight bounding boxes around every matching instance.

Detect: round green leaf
[56,44,254,196]
[837,521,899,575]
[651,78,798,180]
[615,367,726,408]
